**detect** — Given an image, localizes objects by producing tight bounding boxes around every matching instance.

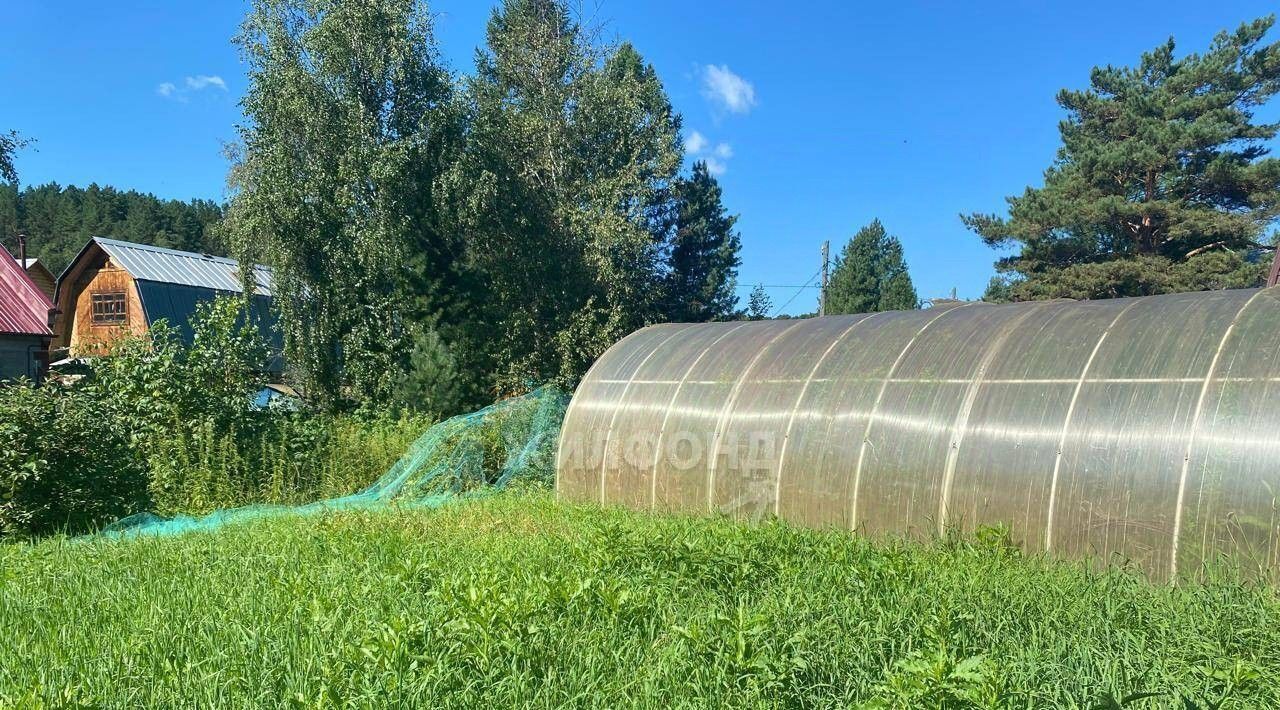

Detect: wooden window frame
[90,291,128,326]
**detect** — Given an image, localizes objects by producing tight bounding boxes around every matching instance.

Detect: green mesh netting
[101,386,569,537]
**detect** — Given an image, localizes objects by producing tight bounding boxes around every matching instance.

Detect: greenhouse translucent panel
[1178,288,1280,579]
[556,324,688,502]
[946,299,1136,549]
[855,304,1032,538]
[652,320,797,512]
[768,313,877,527]
[637,322,759,511]
[596,323,704,509]
[709,316,860,522]
[558,287,1280,581]
[781,309,955,528]
[1052,290,1254,578]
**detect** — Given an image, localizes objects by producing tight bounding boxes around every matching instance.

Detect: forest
[0,182,223,273]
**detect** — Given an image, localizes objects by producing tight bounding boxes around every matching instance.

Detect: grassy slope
[1,493,1277,708]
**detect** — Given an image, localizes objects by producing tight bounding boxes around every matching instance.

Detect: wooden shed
[53,237,280,370]
[0,247,55,382]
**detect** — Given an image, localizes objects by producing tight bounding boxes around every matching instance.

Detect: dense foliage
[225,0,743,408]
[0,182,224,274]
[455,7,685,392]
[665,161,743,322]
[0,380,148,537]
[226,0,460,408]
[825,219,918,314]
[0,299,429,536]
[968,17,1280,301]
[1,494,1275,707]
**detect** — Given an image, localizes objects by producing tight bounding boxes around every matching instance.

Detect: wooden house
[21,259,56,300]
[0,247,55,382]
[53,237,281,370]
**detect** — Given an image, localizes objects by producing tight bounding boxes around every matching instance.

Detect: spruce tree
[825,219,918,315]
[665,161,743,322]
[877,237,918,310]
[964,17,1280,300]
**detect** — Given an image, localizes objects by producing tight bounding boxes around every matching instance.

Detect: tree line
[0,182,223,274]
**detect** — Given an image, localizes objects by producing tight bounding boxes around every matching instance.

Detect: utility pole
[16,233,26,266]
[819,240,830,316]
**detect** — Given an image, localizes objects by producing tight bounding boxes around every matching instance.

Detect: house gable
[56,245,148,356]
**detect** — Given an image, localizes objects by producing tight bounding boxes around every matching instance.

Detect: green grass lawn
[1,493,1277,708]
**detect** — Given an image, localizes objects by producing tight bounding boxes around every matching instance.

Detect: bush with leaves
[0,382,148,537]
[0,296,436,534]
[90,297,267,439]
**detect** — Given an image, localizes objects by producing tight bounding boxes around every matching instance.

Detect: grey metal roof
[94,237,274,296]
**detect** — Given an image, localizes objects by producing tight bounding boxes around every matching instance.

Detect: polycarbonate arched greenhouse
[556,287,1280,581]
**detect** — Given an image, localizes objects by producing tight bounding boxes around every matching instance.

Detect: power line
[734,283,822,290]
[770,269,821,318]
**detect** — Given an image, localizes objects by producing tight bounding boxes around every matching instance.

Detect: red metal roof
[0,247,54,336]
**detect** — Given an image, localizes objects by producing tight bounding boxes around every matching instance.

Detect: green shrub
[0,383,148,537]
[0,296,438,535]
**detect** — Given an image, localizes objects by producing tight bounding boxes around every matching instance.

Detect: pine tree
[825,219,918,314]
[665,161,742,322]
[964,17,1280,301]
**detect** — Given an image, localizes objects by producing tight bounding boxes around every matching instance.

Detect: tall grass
[146,412,432,515]
[1,493,1277,708]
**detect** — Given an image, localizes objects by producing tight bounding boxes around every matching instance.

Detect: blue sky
[3,1,1278,313]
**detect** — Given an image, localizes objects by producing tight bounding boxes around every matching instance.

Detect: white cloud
[185,75,227,92]
[701,64,756,114]
[158,75,228,102]
[684,130,708,155]
[685,129,732,175]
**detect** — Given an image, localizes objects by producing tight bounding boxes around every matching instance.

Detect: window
[91,292,127,325]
